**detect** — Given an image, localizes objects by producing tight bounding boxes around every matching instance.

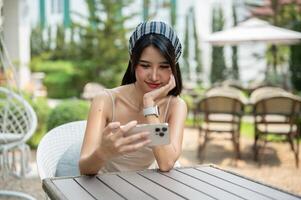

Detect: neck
[130,82,144,111]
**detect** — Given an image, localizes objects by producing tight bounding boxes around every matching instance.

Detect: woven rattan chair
[0,87,37,177]
[196,87,245,160]
[253,94,301,167]
[36,120,86,180]
[0,87,37,200]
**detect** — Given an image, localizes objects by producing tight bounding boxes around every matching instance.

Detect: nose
[150,68,159,81]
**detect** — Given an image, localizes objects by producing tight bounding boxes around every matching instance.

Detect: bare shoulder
[170,96,187,110]
[89,90,114,121]
[91,90,111,105]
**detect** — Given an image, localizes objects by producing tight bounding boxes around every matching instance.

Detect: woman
[79,21,187,175]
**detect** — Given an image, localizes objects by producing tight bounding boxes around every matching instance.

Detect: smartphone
[127,123,170,147]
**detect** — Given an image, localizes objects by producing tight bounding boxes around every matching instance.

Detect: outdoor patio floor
[1,127,301,199]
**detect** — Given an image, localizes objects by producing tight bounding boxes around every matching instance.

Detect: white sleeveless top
[99,90,172,173]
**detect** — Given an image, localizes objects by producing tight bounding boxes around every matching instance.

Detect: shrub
[30,59,85,98]
[44,72,80,98]
[27,97,51,149]
[47,100,89,131]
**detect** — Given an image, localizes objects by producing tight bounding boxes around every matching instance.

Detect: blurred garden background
[1,0,301,149]
[1,0,301,198]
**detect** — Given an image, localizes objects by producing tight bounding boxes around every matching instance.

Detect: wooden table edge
[206,164,301,199]
[42,164,301,199]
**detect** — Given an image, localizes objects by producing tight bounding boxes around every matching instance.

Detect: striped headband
[129,21,182,62]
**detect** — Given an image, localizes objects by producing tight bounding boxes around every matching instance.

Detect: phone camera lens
[155,128,160,132]
[162,127,167,132]
[159,132,164,137]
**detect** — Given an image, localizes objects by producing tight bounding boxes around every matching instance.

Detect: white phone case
[127,123,169,146]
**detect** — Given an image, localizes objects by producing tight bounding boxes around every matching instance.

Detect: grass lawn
[185,117,299,142]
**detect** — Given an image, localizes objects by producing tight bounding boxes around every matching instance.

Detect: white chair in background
[0,87,37,200]
[36,120,86,180]
[0,86,37,177]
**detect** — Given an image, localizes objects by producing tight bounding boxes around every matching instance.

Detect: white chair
[0,86,37,177]
[0,87,38,200]
[36,120,86,180]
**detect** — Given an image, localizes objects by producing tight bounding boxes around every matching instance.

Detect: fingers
[103,122,120,135]
[120,120,138,132]
[119,139,151,153]
[116,131,150,147]
[167,74,176,90]
[158,74,175,96]
[111,120,137,140]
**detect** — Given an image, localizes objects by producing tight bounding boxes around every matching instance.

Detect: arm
[145,97,187,171]
[79,93,151,175]
[79,94,109,175]
[143,75,187,171]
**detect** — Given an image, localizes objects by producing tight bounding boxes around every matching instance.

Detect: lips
[146,82,161,89]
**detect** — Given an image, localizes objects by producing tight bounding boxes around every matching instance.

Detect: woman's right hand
[96,120,150,161]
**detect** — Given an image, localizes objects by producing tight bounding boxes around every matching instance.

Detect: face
[134,45,172,93]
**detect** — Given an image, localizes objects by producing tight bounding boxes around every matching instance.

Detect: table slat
[98,174,155,200]
[178,168,272,200]
[198,166,301,200]
[139,171,215,200]
[163,169,244,200]
[118,172,185,200]
[75,176,124,200]
[52,178,95,200]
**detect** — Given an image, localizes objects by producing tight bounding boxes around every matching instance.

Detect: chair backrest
[36,120,87,180]
[250,86,286,104]
[205,86,247,104]
[254,96,301,116]
[0,87,37,147]
[199,95,244,116]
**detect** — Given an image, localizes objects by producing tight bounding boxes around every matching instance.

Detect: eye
[160,65,171,69]
[140,63,150,68]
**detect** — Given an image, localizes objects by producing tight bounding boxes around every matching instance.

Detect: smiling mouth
[146,82,161,89]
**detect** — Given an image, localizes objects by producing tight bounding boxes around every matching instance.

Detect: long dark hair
[121,34,183,96]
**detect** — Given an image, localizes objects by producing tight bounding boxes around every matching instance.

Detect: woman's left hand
[143,74,176,107]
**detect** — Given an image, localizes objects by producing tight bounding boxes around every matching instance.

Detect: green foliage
[182,7,203,83]
[289,5,301,91]
[27,97,51,149]
[143,0,150,20]
[31,59,75,73]
[192,7,202,83]
[47,100,89,131]
[240,121,254,138]
[210,6,226,84]
[170,0,177,27]
[44,72,81,98]
[181,94,194,112]
[30,26,45,57]
[30,26,52,57]
[52,25,67,60]
[30,0,135,94]
[290,44,301,91]
[182,11,190,79]
[73,0,132,88]
[231,4,239,80]
[30,59,85,98]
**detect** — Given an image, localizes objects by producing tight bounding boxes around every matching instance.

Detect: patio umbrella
[205,18,301,84]
[206,18,301,45]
